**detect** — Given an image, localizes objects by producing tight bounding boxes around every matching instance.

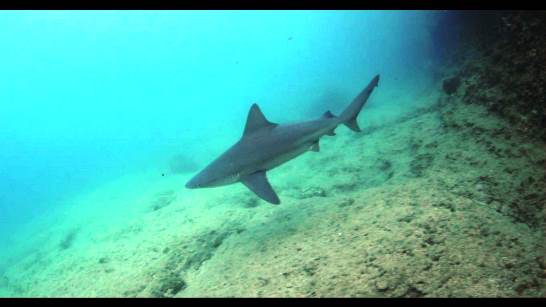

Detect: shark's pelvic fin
[243,104,278,137]
[241,171,280,205]
[310,141,320,152]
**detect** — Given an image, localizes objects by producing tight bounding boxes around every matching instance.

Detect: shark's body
[186,74,380,204]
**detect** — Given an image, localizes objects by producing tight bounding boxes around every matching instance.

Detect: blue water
[0,10,442,272]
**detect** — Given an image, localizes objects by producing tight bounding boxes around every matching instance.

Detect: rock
[499,256,517,269]
[242,197,259,208]
[376,159,392,171]
[405,286,425,298]
[375,280,389,291]
[337,198,355,208]
[300,187,327,199]
[257,277,270,287]
[153,273,187,297]
[409,154,435,177]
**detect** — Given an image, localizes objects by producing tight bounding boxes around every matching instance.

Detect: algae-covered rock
[442,76,461,95]
[300,187,327,199]
[444,11,546,142]
[150,272,187,298]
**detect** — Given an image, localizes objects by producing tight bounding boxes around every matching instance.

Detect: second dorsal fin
[322,110,335,119]
[243,103,278,137]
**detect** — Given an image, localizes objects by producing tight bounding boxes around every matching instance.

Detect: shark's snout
[186,166,240,189]
[186,169,218,189]
[185,180,197,189]
[185,175,203,189]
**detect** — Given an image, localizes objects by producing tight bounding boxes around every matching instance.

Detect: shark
[185,74,380,204]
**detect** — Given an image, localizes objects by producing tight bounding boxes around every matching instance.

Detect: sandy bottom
[1,90,544,297]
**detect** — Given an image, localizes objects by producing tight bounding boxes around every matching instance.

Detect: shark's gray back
[227,117,338,174]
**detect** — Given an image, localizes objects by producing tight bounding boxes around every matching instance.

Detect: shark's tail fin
[339,74,380,132]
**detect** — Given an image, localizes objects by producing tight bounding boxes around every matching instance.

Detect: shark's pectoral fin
[241,171,280,205]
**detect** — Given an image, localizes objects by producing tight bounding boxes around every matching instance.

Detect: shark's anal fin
[241,171,280,205]
[243,104,278,137]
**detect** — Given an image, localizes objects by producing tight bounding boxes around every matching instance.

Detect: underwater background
[0,10,544,297]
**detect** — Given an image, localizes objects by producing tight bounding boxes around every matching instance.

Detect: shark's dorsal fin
[243,104,278,137]
[241,171,280,204]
